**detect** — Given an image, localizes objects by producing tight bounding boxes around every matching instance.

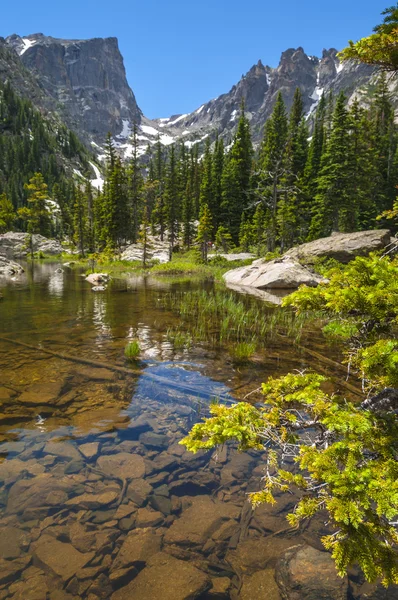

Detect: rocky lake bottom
[0,263,395,600]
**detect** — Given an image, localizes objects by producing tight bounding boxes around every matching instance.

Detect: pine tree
[18,172,51,237]
[257,92,288,250]
[215,225,233,253]
[164,145,179,256]
[199,138,213,211]
[127,122,143,243]
[0,193,15,233]
[221,101,253,243]
[252,203,266,257]
[211,136,224,232]
[72,186,87,257]
[197,203,213,262]
[309,92,354,238]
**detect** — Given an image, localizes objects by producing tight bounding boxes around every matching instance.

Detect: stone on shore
[224,257,324,290]
[285,229,391,264]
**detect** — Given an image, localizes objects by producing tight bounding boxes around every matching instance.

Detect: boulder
[285,230,391,264]
[0,255,24,276]
[85,272,109,285]
[224,257,324,290]
[0,232,62,257]
[275,544,348,600]
[111,552,211,600]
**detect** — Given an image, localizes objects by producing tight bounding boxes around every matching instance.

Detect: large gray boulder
[285,230,391,264]
[223,257,324,290]
[0,255,24,276]
[0,232,62,258]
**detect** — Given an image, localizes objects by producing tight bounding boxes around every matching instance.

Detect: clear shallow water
[0,263,367,599]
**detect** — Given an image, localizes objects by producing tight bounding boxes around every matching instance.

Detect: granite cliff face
[5,33,141,145]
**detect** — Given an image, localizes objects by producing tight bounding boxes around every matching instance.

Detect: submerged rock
[111,552,211,600]
[32,534,94,581]
[164,495,240,547]
[97,453,145,480]
[113,528,162,571]
[224,257,324,290]
[275,544,348,600]
[240,569,281,600]
[285,229,391,264]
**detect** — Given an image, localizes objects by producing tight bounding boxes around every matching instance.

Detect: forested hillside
[0,80,94,235]
[62,74,397,258]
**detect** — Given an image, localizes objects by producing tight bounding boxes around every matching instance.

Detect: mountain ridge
[2,32,396,166]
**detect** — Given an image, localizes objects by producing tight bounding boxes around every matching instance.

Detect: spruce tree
[127,122,143,243]
[221,101,253,243]
[257,92,288,250]
[0,193,15,233]
[309,92,354,238]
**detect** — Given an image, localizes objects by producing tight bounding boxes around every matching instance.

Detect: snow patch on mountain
[19,38,37,55]
[90,162,104,191]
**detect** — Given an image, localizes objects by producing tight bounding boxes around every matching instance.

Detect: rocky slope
[2,33,396,160]
[153,47,378,146]
[4,33,142,147]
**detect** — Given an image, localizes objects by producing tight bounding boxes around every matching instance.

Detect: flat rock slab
[6,473,74,514]
[241,569,281,600]
[78,442,100,459]
[44,441,82,461]
[111,552,211,600]
[33,535,94,581]
[0,526,29,559]
[0,555,30,585]
[224,257,324,290]
[285,229,391,264]
[164,495,240,547]
[276,544,348,600]
[113,528,162,570]
[97,453,145,480]
[66,490,119,509]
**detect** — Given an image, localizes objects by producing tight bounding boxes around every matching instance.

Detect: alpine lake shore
[0,230,397,600]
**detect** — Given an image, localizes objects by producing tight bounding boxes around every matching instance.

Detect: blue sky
[2,0,388,118]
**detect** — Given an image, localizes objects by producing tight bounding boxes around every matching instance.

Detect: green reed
[162,289,308,349]
[124,340,141,360]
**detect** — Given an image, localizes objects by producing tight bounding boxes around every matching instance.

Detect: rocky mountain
[153,47,378,147]
[4,33,141,147]
[1,33,396,165]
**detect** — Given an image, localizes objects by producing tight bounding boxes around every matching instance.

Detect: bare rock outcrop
[0,255,24,276]
[223,257,324,290]
[285,230,391,264]
[0,232,62,258]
